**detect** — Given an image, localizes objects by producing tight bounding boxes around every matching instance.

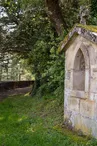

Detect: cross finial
[79,6,89,25]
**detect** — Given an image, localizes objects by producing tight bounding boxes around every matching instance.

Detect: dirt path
[0,87,31,101]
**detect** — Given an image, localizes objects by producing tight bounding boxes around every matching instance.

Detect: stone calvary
[59,24,97,138]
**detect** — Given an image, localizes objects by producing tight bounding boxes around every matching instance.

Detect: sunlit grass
[0,94,97,146]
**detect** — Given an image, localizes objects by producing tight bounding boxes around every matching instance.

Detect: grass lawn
[0,93,97,146]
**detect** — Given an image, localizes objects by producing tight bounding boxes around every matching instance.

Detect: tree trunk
[45,0,65,36]
[30,69,41,96]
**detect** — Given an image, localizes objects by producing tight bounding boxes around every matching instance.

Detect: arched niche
[71,43,90,94]
[73,49,85,91]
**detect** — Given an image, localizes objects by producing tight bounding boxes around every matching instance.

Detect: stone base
[64,95,97,138]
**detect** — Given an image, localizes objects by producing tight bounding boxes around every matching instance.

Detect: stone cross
[79,6,89,25]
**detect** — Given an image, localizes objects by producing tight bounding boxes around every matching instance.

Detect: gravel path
[0,87,31,101]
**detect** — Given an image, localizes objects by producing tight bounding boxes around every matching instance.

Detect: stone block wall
[64,35,97,138]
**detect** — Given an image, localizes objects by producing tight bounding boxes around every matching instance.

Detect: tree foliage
[0,0,97,96]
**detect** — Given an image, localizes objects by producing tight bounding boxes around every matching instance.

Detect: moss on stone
[58,23,97,53]
[77,24,97,33]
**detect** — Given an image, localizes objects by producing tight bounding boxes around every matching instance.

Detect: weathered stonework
[60,24,97,138]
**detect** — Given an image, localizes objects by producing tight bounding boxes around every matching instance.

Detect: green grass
[0,93,97,146]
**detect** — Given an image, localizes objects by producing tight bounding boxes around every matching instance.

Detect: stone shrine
[59,24,97,138]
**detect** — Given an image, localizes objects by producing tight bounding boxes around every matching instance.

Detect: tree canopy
[0,0,97,95]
